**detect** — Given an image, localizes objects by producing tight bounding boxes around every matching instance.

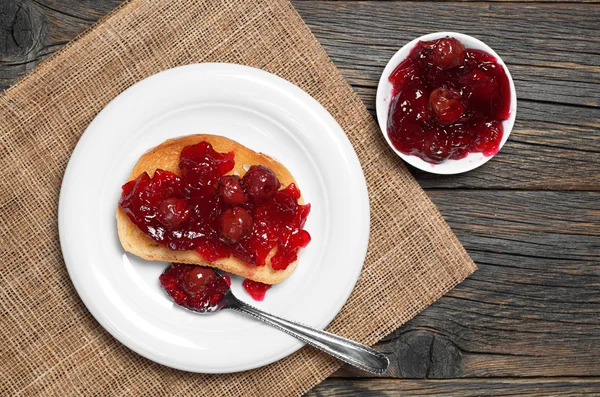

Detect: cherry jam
[119,141,311,270]
[159,263,230,312]
[387,37,511,164]
[242,279,272,301]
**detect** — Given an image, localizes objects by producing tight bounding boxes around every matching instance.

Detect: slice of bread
[116,134,303,284]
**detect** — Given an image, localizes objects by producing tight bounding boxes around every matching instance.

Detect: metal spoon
[163,266,390,374]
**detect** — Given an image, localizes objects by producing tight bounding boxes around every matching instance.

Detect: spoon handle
[229,298,389,374]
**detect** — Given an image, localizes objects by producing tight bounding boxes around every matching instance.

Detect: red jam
[387,37,511,164]
[159,263,230,312]
[119,141,311,270]
[242,279,272,301]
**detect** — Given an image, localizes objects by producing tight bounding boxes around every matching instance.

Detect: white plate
[59,63,369,373]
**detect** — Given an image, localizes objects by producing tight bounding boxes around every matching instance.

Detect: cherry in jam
[220,207,253,244]
[159,263,230,312]
[218,175,248,205]
[119,141,311,270]
[387,36,511,163]
[242,165,280,202]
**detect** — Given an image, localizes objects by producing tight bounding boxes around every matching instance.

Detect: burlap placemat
[0,0,476,395]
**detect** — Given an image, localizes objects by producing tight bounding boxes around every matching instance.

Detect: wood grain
[0,0,598,395]
[0,0,122,87]
[308,378,600,396]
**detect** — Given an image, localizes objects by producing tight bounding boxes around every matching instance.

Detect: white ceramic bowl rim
[375,31,517,175]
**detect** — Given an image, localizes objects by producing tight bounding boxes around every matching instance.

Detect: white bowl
[375,32,517,174]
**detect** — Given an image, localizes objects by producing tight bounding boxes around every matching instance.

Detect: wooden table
[2,1,598,395]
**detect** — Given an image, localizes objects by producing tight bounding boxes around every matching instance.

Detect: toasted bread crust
[116,134,302,284]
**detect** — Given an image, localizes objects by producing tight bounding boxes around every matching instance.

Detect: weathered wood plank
[332,190,600,378]
[308,378,600,396]
[0,0,122,88]
[30,0,123,21]
[0,1,44,85]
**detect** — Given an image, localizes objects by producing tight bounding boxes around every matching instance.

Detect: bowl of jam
[376,32,517,174]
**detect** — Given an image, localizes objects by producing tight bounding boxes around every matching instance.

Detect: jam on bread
[116,135,311,289]
[119,140,311,270]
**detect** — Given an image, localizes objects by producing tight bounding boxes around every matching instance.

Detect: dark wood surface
[2,0,598,395]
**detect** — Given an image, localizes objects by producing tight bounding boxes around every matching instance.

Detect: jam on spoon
[387,36,511,164]
[160,262,271,305]
[159,263,231,311]
[159,263,390,374]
